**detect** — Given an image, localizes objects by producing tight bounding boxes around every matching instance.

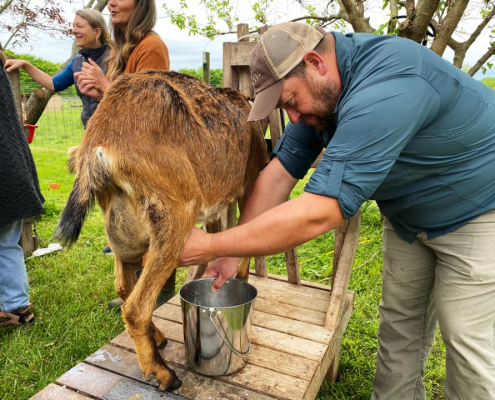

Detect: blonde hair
[106,0,156,81]
[75,9,109,45]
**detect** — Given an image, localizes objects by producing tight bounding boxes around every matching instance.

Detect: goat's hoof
[169,377,182,391]
[158,376,182,391]
[156,337,168,349]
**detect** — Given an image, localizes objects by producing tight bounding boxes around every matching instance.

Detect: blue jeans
[372,211,495,400]
[0,220,30,312]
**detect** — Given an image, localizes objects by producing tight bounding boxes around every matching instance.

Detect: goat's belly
[195,203,232,225]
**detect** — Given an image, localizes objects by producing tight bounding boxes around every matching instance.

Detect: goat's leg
[114,257,167,349]
[121,199,197,391]
[122,262,181,390]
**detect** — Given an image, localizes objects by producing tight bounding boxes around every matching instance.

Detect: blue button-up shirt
[273,32,495,243]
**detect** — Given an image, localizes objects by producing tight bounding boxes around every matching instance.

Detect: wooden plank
[255,284,330,313]
[30,383,92,400]
[115,316,324,377]
[157,297,325,338]
[285,247,300,285]
[111,332,308,400]
[155,303,333,344]
[167,285,329,314]
[303,294,354,400]
[237,24,254,98]
[248,275,332,302]
[252,310,333,344]
[254,256,268,277]
[86,344,276,400]
[225,42,256,66]
[324,212,361,330]
[56,363,184,399]
[249,273,334,295]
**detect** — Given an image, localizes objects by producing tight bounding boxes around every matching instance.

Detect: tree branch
[468,42,495,76]
[339,0,374,32]
[430,0,469,56]
[0,0,14,14]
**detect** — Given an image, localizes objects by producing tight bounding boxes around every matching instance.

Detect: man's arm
[179,157,344,266]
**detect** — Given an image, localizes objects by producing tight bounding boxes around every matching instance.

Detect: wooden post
[8,69,26,137]
[202,51,210,85]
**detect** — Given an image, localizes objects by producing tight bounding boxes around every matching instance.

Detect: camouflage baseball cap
[248,22,324,121]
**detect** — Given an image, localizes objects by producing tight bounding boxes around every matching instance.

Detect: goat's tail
[53,148,110,246]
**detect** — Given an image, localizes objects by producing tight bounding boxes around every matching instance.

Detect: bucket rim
[179,278,257,309]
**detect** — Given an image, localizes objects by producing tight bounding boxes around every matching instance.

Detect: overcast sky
[1,0,493,78]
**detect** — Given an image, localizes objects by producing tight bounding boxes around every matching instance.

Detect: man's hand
[203,257,240,292]
[178,226,214,266]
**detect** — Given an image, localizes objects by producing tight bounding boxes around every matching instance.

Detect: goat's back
[78,70,266,211]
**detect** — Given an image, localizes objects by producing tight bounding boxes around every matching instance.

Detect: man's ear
[303,51,328,76]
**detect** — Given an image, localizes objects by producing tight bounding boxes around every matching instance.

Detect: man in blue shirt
[179,22,495,399]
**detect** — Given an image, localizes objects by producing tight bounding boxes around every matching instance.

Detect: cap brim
[247,79,284,121]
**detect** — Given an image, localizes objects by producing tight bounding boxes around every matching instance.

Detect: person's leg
[372,218,438,400]
[0,220,29,311]
[0,219,34,325]
[429,210,495,400]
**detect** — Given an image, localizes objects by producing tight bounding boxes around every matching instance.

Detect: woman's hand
[4,59,28,72]
[75,71,103,102]
[81,58,109,92]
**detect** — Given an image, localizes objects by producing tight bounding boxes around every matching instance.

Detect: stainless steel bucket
[179,278,257,376]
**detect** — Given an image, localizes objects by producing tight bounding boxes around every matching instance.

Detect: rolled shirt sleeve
[271,121,326,179]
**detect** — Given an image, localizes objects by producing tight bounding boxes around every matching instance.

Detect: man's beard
[306,75,340,132]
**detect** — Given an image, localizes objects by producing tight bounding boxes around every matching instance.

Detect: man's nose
[287,109,301,124]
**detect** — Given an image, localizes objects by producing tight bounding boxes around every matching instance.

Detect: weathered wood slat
[304,294,354,399]
[248,275,332,300]
[324,212,361,330]
[154,303,333,344]
[250,272,334,293]
[30,383,92,399]
[86,344,276,400]
[255,284,330,312]
[255,297,326,326]
[56,363,184,399]
[224,42,256,66]
[111,332,309,400]
[152,307,327,360]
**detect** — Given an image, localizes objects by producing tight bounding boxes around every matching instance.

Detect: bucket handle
[208,309,251,358]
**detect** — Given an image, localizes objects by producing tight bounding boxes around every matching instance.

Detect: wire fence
[28,95,85,151]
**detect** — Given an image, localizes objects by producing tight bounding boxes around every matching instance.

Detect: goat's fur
[54,70,267,391]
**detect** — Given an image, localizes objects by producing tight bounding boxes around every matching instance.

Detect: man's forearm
[211,192,343,259]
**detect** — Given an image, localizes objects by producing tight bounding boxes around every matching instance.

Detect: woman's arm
[4,59,55,91]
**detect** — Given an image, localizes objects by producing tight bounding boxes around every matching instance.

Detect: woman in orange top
[76,0,170,101]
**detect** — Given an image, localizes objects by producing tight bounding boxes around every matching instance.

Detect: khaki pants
[371,211,495,400]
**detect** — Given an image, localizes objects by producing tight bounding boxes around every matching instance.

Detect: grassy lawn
[0,136,446,399]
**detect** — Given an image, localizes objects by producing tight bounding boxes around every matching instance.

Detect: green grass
[0,144,446,400]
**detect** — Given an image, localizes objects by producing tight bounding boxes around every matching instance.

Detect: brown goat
[54,70,267,391]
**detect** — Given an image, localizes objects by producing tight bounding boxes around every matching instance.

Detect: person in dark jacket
[4,9,109,127]
[0,49,45,326]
